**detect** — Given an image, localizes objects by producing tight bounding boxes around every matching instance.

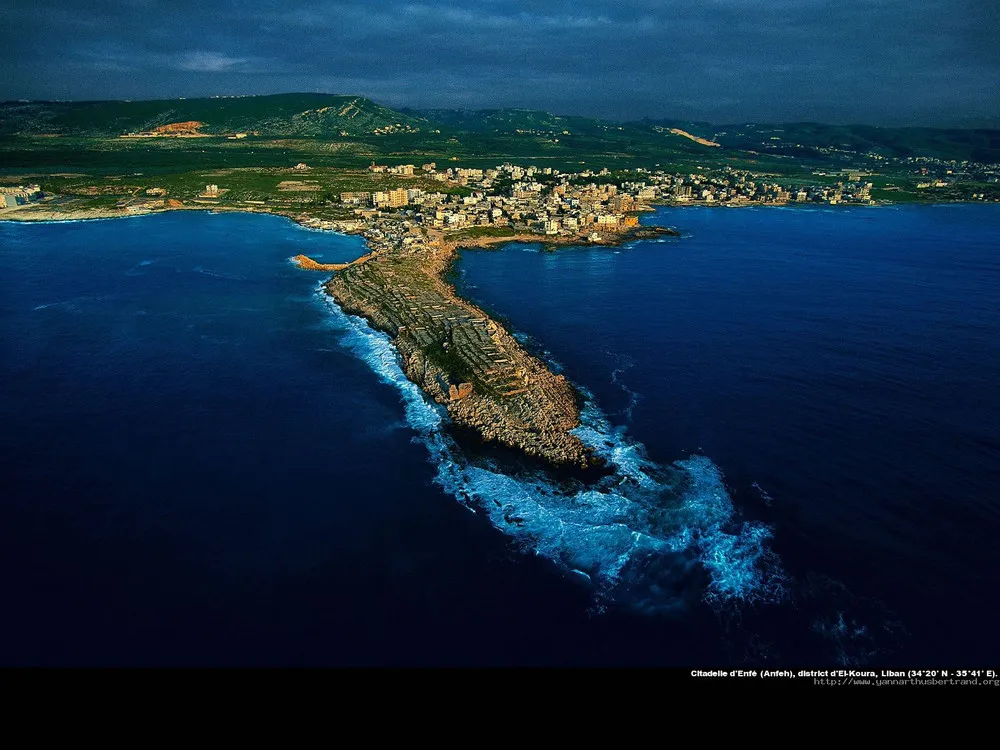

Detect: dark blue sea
[2,205,998,666]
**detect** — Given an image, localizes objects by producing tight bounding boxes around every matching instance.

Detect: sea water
[2,205,998,665]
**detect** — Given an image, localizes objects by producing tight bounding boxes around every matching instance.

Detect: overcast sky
[2,0,998,125]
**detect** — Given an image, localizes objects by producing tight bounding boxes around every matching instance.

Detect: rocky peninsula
[3,162,683,468]
[308,222,679,468]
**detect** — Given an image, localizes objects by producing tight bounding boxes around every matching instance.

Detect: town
[0,183,43,208]
[337,161,880,237]
[7,150,998,222]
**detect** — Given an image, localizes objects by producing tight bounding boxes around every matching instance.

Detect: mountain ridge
[0,93,428,137]
[2,94,998,162]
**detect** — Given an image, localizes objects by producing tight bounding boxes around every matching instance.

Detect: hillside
[703,122,1000,163]
[0,94,428,137]
[409,108,612,135]
[409,108,727,160]
[411,108,709,144]
[2,94,997,164]
[414,109,1000,163]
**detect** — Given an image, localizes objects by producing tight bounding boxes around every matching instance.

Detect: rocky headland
[3,196,678,469]
[315,222,679,468]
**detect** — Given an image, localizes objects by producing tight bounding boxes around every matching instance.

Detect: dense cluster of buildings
[620,167,875,206]
[335,163,881,238]
[346,163,646,236]
[0,184,43,208]
[368,162,416,176]
[902,157,1000,200]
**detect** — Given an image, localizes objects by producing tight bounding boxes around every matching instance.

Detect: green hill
[410,108,725,159]
[705,122,1000,163]
[3,94,997,164]
[0,94,427,137]
[408,108,613,135]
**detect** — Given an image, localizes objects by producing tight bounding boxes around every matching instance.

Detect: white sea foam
[751,481,774,507]
[32,296,93,312]
[0,216,149,226]
[608,352,641,423]
[192,266,247,281]
[317,285,786,611]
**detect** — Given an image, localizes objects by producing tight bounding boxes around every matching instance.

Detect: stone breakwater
[291,252,375,271]
[319,224,679,468]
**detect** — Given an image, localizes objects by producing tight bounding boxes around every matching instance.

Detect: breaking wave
[803,574,907,665]
[192,265,247,281]
[607,351,641,423]
[318,287,786,613]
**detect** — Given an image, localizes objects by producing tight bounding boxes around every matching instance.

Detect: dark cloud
[1,0,997,125]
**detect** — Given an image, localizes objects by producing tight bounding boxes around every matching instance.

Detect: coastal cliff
[326,240,591,466]
[319,223,678,468]
[4,190,676,469]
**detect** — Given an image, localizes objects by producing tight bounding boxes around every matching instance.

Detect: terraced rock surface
[325,227,593,467]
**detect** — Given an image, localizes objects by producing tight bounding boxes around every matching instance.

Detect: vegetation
[424,342,481,393]
[0,94,427,137]
[3,96,998,166]
[2,95,997,210]
[709,122,1000,163]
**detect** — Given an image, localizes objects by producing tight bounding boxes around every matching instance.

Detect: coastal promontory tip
[322,228,603,467]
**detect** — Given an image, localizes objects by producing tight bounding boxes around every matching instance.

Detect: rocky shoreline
[325,222,678,468]
[4,200,677,468]
[444,224,679,252]
[314,223,681,468]
[324,231,591,467]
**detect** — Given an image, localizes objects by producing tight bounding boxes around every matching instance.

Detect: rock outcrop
[291,254,350,271]
[303,220,681,468]
[291,252,377,272]
[324,232,595,467]
[154,121,204,134]
[449,383,473,401]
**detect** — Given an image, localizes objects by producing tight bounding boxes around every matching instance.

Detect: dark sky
[2,0,998,125]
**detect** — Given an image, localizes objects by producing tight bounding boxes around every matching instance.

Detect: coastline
[438,225,679,252]
[1,202,657,468]
[0,203,273,223]
[322,226,608,468]
[5,199,988,469]
[1,194,985,227]
[315,224,679,467]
